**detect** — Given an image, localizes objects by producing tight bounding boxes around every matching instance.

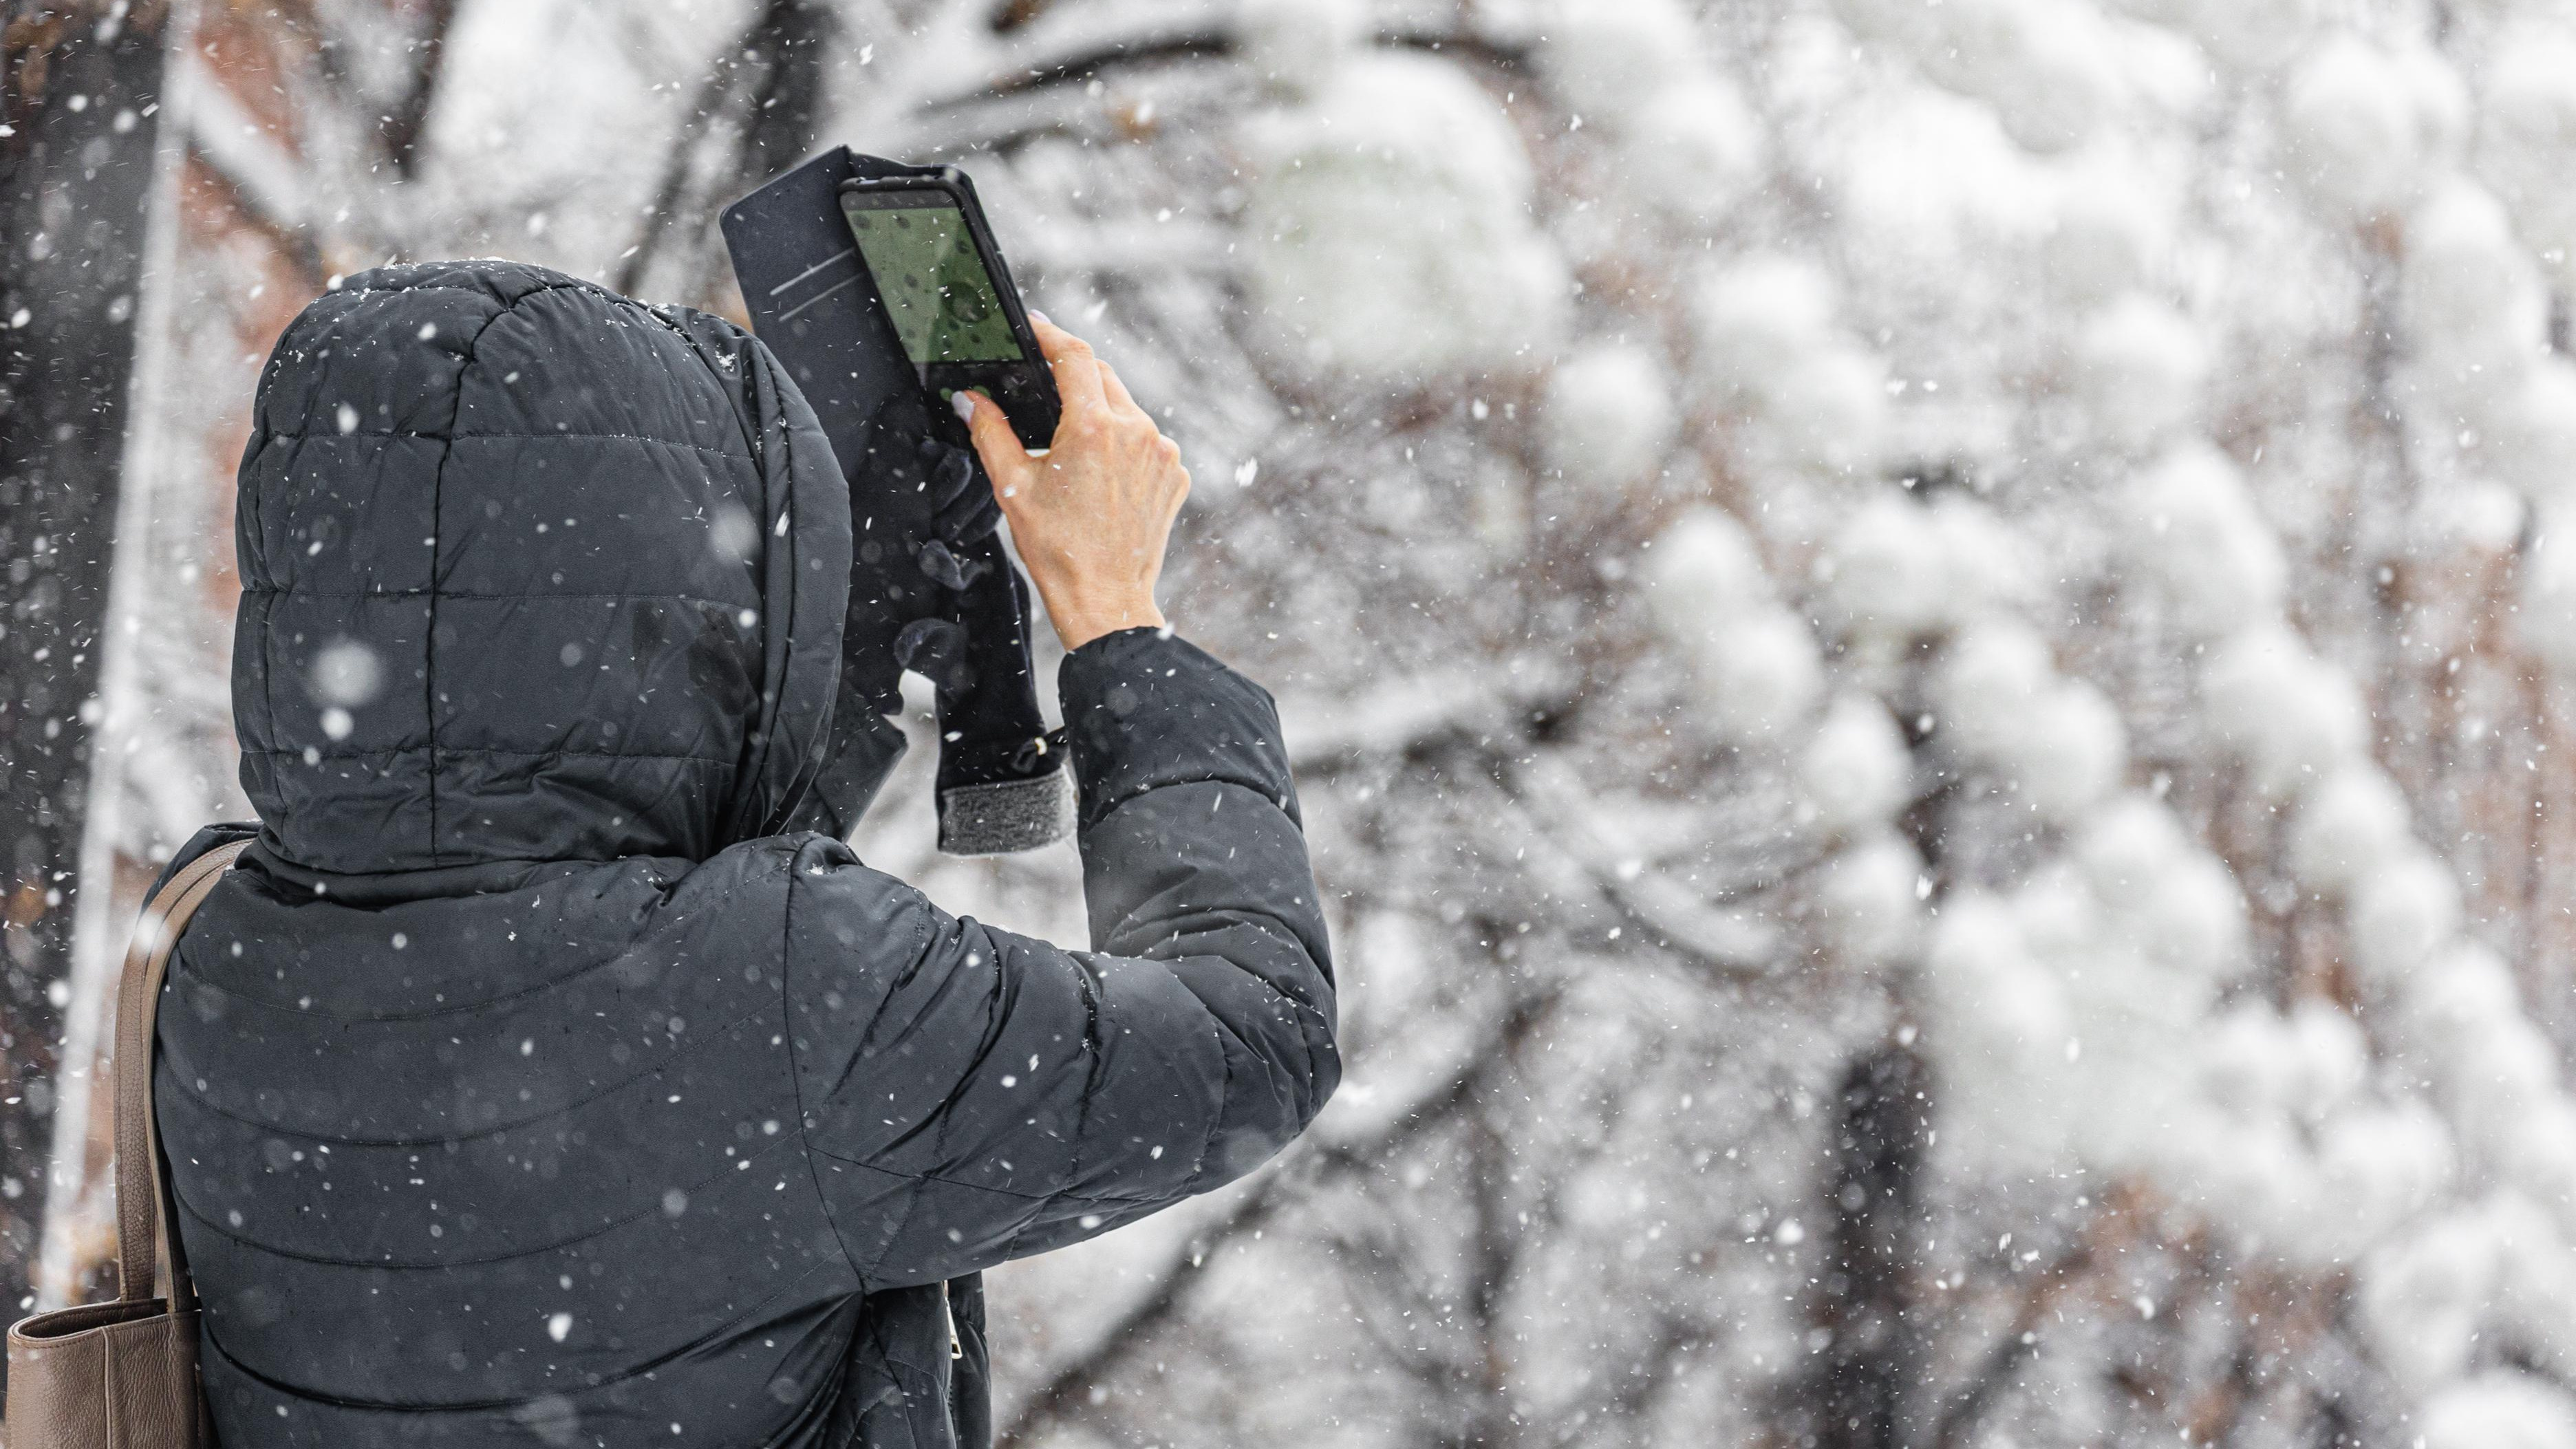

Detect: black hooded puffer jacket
[153,261,1338,1446]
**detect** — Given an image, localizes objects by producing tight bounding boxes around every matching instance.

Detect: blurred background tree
[18,1,2576,1445]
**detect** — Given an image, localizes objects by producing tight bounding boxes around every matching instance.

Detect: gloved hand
[834,387,1073,855]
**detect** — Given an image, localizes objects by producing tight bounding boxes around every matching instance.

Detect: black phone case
[722,150,1076,857]
[721,149,1055,455]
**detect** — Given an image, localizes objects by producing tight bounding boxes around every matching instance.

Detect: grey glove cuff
[937,764,1077,856]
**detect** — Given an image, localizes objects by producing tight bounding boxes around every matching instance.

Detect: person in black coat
[153,259,1338,1447]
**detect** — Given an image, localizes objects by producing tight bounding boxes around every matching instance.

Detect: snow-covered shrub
[1761,345,1889,473]
[1618,85,1765,228]
[2122,845,2246,978]
[1644,507,1772,626]
[2279,36,2462,224]
[1538,342,1676,487]
[1688,254,1839,405]
[2201,627,2368,798]
[1926,495,2040,621]
[2312,1099,2455,1263]
[2199,1005,2299,1121]
[2014,678,2127,819]
[1236,0,1367,96]
[2361,1211,2505,1394]
[2403,182,2547,396]
[2417,1373,2576,1449]
[1798,693,1914,839]
[2344,849,2465,987]
[2037,155,2170,302]
[2136,0,2321,74]
[2125,444,2285,637]
[1818,496,1951,645]
[2479,365,2576,508]
[1530,0,1706,127]
[2518,510,2576,675]
[1931,0,2126,154]
[1920,892,2074,1163]
[1811,833,1925,963]
[1933,620,2057,760]
[2476,23,2576,289]
[2277,1000,2370,1123]
[2070,294,2206,451]
[1644,508,1823,746]
[1686,609,1827,746]
[1242,52,1569,386]
[2288,764,2414,897]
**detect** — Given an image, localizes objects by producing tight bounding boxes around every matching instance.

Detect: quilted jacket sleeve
[784,628,1338,1290]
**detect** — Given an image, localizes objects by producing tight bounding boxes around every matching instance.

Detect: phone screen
[839,193,1022,365]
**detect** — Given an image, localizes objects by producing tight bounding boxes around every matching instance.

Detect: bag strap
[111,839,248,1305]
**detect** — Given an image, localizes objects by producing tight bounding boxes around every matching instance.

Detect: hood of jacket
[233,260,853,872]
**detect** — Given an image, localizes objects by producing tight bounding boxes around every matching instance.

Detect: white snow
[2520,508,2576,675]
[2036,152,2171,303]
[1539,342,1677,489]
[2479,365,2576,508]
[2361,1210,2506,1393]
[1687,254,1840,407]
[2418,1373,2576,1449]
[2287,764,2414,897]
[1796,693,1913,839]
[2403,181,2547,396]
[2070,294,2207,452]
[2279,36,2461,223]
[2476,23,2576,290]
[2125,444,2284,638]
[2344,849,2465,987]
[1235,0,1366,96]
[1818,497,1952,645]
[1811,833,1925,965]
[1643,508,1772,626]
[1243,52,1569,385]
[1616,83,1765,228]
[1686,608,1826,748]
[2201,627,2368,799]
[1530,0,1707,127]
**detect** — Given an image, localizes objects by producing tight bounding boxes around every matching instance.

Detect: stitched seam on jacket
[162,1000,774,1141]
[257,429,755,458]
[801,1142,1172,1210]
[197,1255,844,1412]
[239,588,748,605]
[239,746,737,764]
[169,1128,805,1269]
[855,898,938,1289]
[780,839,868,1291]
[165,857,780,1020]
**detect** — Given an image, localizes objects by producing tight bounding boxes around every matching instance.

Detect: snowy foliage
[1242,51,1567,386]
[68,0,2576,1443]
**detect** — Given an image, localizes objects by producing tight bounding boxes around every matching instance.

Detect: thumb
[957,391,1033,501]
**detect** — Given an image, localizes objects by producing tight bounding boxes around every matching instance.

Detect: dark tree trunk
[0,0,172,1318]
[1807,1044,1931,1449]
[616,0,839,303]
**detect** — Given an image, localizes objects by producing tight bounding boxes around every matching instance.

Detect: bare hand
[958,316,1188,651]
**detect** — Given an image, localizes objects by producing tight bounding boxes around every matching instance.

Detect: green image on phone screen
[843,204,1022,364]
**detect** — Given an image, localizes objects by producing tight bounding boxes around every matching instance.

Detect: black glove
[841,388,1073,855]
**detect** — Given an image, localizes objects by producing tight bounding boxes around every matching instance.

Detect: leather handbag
[6,839,248,1446]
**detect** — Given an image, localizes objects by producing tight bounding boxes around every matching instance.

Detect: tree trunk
[1807,1043,1931,1449]
[0,0,174,1322]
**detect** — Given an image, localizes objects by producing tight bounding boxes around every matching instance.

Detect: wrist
[1045,594,1165,651]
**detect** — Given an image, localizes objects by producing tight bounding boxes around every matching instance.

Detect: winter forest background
[18,0,2576,1443]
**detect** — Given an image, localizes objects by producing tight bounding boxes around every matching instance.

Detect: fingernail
[951,391,976,422]
[1028,309,1051,325]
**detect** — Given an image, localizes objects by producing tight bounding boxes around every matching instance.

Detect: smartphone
[836,172,1060,451]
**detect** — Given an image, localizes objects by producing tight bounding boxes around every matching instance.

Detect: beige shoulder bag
[6,839,248,1446]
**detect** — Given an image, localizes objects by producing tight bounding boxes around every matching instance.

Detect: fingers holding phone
[959,319,1187,652]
